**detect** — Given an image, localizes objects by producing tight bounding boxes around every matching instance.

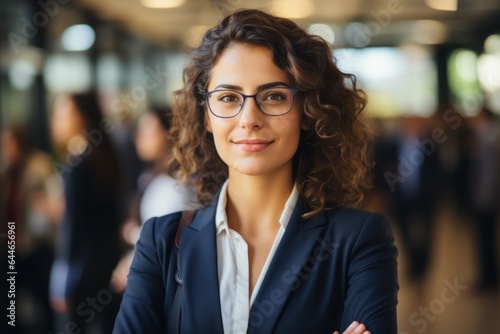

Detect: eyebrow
[212,81,291,91]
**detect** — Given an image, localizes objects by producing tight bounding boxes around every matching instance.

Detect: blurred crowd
[370,107,500,291]
[1,91,499,333]
[1,91,199,334]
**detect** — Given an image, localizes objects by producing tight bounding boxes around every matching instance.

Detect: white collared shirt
[215,181,299,334]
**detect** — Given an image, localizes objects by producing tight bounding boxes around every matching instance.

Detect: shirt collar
[215,181,230,236]
[215,180,299,236]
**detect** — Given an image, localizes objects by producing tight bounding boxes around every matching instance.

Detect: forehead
[207,43,290,90]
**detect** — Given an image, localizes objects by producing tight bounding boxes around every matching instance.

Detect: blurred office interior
[1,0,500,333]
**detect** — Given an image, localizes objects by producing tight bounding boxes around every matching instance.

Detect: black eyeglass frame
[202,87,299,118]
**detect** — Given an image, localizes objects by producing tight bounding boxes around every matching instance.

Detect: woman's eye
[264,93,285,101]
[219,94,239,103]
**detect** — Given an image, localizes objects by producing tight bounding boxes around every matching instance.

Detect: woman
[49,92,123,333]
[111,107,199,293]
[114,9,398,334]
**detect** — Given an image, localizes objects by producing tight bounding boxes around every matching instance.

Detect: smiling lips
[233,139,273,152]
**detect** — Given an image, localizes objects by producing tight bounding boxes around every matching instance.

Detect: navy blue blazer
[113,196,398,334]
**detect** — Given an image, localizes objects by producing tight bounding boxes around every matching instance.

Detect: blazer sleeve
[339,212,399,334]
[113,217,168,333]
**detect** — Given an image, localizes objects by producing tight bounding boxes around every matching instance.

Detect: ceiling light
[61,24,95,51]
[141,0,185,9]
[425,0,457,11]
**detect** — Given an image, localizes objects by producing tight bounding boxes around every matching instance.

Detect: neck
[225,168,294,236]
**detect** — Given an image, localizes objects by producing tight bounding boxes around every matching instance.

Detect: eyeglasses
[202,87,298,118]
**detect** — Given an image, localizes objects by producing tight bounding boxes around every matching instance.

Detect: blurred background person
[48,92,123,334]
[136,106,199,223]
[107,106,144,227]
[1,125,61,333]
[466,108,500,291]
[378,116,444,285]
[110,106,199,293]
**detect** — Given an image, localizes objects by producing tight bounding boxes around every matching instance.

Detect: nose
[238,96,264,129]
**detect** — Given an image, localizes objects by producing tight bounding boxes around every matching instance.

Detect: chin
[230,164,290,178]
[230,167,268,177]
[226,162,268,176]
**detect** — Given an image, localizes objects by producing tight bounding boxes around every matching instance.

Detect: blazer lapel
[248,199,328,333]
[178,202,224,334]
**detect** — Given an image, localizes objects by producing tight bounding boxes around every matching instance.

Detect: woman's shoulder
[324,207,388,223]
[315,207,397,269]
[321,207,393,241]
[141,211,185,243]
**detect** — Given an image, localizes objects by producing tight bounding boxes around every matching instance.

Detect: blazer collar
[178,192,328,333]
[177,198,223,333]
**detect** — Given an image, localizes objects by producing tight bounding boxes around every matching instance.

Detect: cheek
[275,113,302,142]
[282,120,303,157]
[214,131,230,151]
[207,117,230,152]
[207,112,231,136]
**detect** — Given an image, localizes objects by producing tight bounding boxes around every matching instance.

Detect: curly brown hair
[167,9,373,218]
